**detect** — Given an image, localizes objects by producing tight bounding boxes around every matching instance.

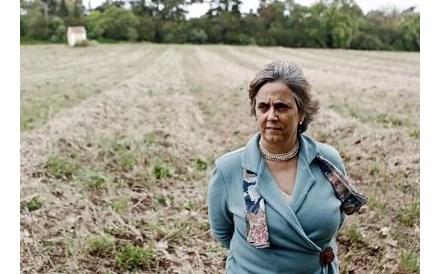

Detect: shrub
[46,155,79,179]
[350,32,384,50]
[79,171,109,190]
[195,158,208,171]
[152,163,171,180]
[115,244,154,271]
[87,234,115,256]
[20,196,43,212]
[188,28,208,44]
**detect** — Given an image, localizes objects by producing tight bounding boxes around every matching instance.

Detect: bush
[188,28,208,44]
[350,32,384,50]
[126,27,138,42]
[115,244,154,271]
[136,17,156,42]
[79,171,108,190]
[46,155,79,179]
[152,163,171,180]
[48,17,67,43]
[20,196,43,212]
[87,234,115,256]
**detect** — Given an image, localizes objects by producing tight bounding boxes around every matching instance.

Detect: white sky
[86,0,420,17]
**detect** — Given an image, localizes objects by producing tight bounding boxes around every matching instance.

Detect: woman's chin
[262,133,284,143]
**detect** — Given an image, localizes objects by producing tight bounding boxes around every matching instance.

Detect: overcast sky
[85,0,420,18]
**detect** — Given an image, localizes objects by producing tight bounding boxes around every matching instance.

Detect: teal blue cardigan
[208,133,347,274]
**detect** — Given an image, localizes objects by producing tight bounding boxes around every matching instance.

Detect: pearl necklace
[259,139,300,162]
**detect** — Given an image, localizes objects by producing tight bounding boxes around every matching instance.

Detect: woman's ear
[299,114,305,124]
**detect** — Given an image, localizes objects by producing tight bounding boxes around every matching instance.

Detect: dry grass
[20,44,419,273]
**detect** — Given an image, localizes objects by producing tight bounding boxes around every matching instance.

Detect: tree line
[20,0,419,51]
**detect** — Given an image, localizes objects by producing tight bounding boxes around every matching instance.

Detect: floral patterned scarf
[243,155,367,248]
[314,155,368,215]
[243,169,270,248]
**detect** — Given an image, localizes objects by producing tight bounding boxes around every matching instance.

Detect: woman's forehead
[256,87,295,102]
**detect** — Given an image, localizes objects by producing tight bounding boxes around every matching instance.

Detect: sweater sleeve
[207,163,234,249]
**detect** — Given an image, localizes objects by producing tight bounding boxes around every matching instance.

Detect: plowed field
[20,44,419,273]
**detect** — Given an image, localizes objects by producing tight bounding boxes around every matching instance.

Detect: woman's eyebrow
[274,101,291,106]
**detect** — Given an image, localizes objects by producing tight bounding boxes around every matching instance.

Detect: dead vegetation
[20,44,419,273]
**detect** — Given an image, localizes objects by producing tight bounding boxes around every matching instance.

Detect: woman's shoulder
[212,147,245,181]
[316,141,346,173]
[303,134,345,171]
[215,147,244,167]
[302,134,342,159]
[316,142,342,161]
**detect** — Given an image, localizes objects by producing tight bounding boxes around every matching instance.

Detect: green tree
[151,0,188,20]
[257,0,285,29]
[400,12,419,51]
[326,0,363,48]
[100,6,140,41]
[85,7,140,41]
[130,0,155,16]
[240,13,265,45]
[187,27,208,44]
[350,32,383,50]
[363,7,419,51]
[136,16,156,41]
[41,0,58,16]
[303,2,328,47]
[72,0,84,19]
[230,0,242,17]
[68,0,85,25]
[284,4,309,47]
[155,19,190,43]
[22,0,49,40]
[84,10,104,39]
[57,0,69,18]
[47,16,67,42]
[95,0,125,12]
[303,0,362,48]
[325,5,355,48]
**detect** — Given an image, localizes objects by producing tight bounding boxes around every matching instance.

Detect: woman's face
[255,81,303,149]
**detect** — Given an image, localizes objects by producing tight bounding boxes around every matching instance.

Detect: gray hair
[247,60,319,133]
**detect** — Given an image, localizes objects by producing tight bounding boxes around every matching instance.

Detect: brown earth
[20,44,419,273]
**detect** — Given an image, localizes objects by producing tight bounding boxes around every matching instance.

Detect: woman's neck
[259,135,298,154]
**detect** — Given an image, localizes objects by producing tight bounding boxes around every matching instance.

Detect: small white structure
[67,26,87,47]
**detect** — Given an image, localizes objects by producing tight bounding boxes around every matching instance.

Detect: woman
[207,61,366,273]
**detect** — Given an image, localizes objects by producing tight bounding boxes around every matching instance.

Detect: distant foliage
[20,0,419,51]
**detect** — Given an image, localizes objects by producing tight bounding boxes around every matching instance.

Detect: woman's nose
[267,107,278,122]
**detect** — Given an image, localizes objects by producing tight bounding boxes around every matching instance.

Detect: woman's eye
[258,104,269,111]
[275,103,289,111]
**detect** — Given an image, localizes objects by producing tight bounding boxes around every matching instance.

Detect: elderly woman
[207,61,366,273]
